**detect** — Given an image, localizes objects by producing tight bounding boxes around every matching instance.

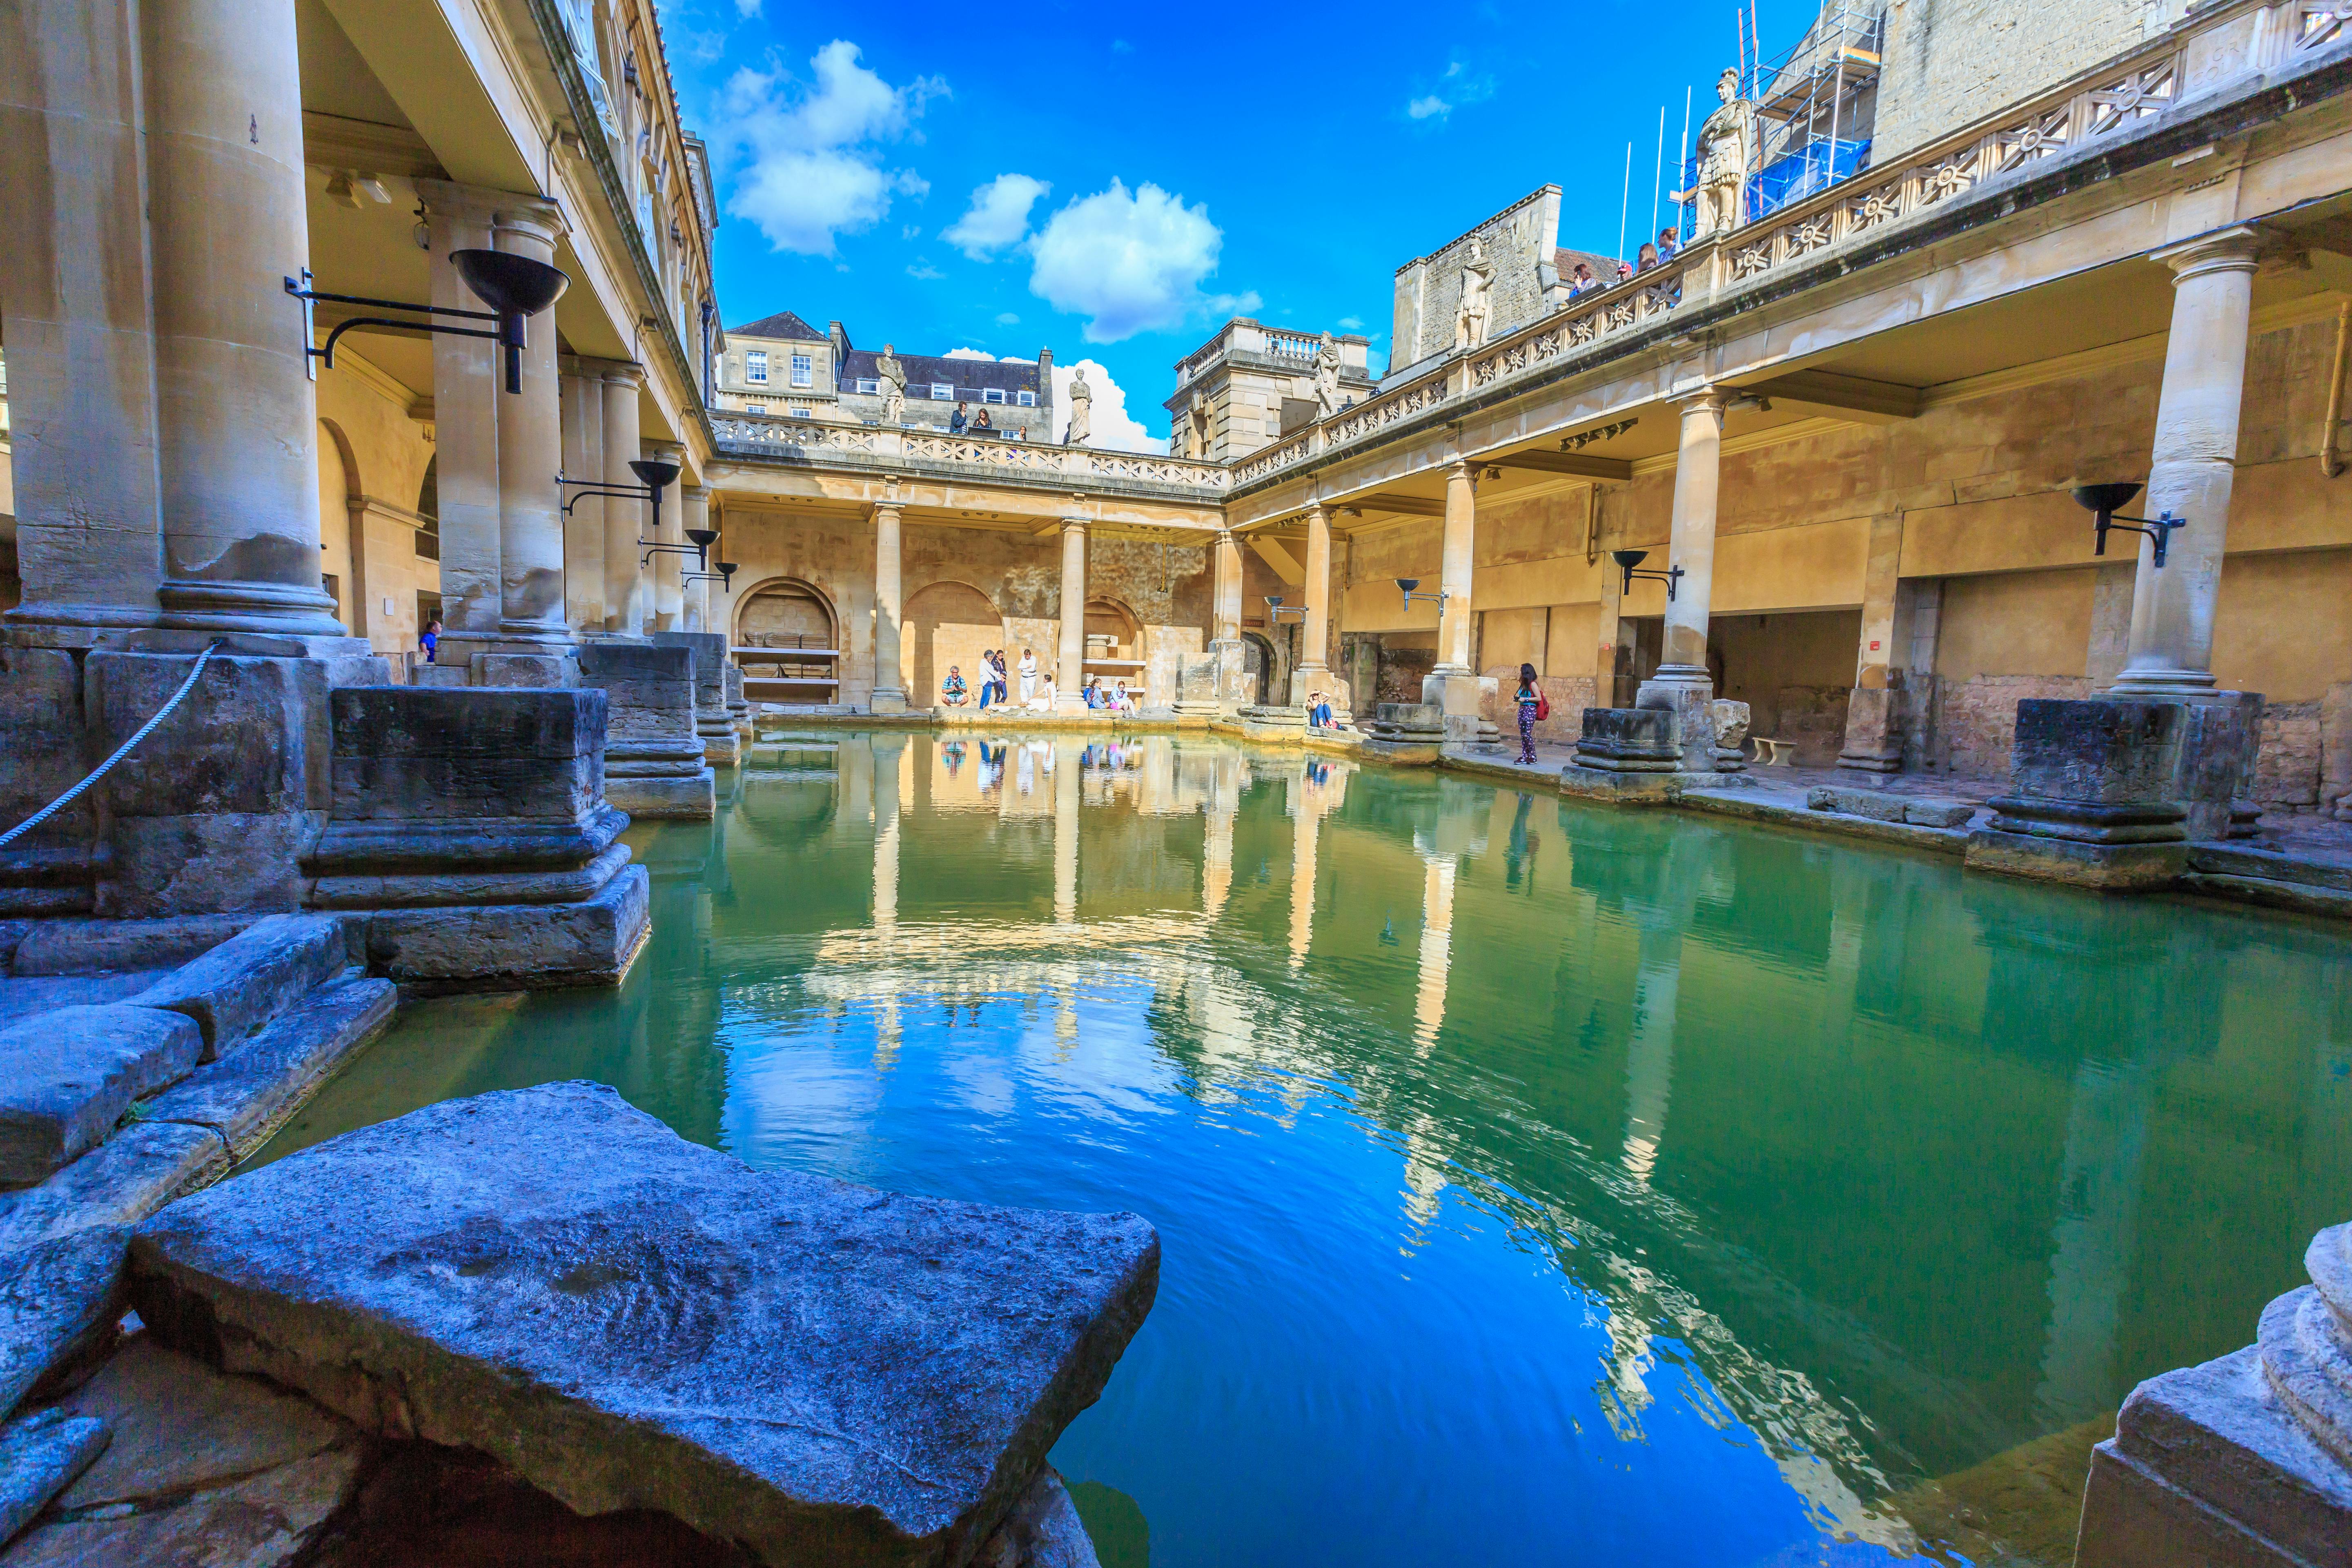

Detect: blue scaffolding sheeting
[1749,138,1871,218]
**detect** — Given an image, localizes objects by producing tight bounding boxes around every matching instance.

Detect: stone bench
[1751,736,1798,766]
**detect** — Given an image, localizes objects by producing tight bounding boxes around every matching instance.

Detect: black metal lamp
[1612,549,1685,601]
[284,249,568,394]
[556,457,699,566]
[684,561,738,591]
[1396,577,1447,611]
[2071,483,2185,567]
[1265,595,1307,624]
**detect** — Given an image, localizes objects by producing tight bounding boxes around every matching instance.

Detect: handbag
[1534,691,1550,721]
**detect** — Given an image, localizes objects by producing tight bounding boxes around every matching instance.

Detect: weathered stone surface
[1807,785,1977,829]
[0,1408,109,1546]
[1964,828,2188,891]
[0,975,172,1032]
[1573,706,1680,773]
[470,651,577,688]
[128,913,348,1061]
[131,1082,1160,1567]
[0,1009,203,1188]
[977,1470,1099,1568]
[140,978,395,1161]
[322,686,608,825]
[0,1125,228,1252]
[355,862,649,993]
[5,915,256,978]
[0,1230,128,1419]
[408,664,470,688]
[4,1446,361,1568]
[578,644,715,820]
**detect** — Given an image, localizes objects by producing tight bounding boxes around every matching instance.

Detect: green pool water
[257,730,2352,1567]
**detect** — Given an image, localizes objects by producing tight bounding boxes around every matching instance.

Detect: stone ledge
[0,1008,205,1189]
[352,863,650,994]
[140,977,396,1163]
[1807,784,1978,829]
[129,914,351,1062]
[1964,829,2191,890]
[1683,788,1974,856]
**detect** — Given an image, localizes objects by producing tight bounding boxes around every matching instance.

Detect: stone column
[1212,529,1243,643]
[600,364,646,636]
[1055,519,1090,710]
[873,733,901,932]
[1427,462,1478,721]
[870,503,908,714]
[1637,389,1730,768]
[1290,503,1333,706]
[557,357,605,636]
[1839,512,1908,773]
[144,0,342,637]
[0,0,167,639]
[490,200,568,652]
[1288,771,1321,971]
[680,485,712,635]
[1412,850,1456,1053]
[416,180,503,657]
[648,441,686,633]
[2109,227,2262,698]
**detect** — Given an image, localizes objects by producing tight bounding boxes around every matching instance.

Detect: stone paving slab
[0,1408,109,1547]
[0,1231,128,1419]
[130,914,349,1061]
[0,1008,203,1188]
[0,975,172,1031]
[129,1081,1160,1567]
[0,1124,228,1253]
[140,977,394,1164]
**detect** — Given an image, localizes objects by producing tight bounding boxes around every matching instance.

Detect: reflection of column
[871,503,907,713]
[871,734,902,933]
[1621,925,1682,1185]
[1413,850,1457,1052]
[147,0,342,636]
[1056,519,1089,710]
[1212,529,1243,644]
[680,485,712,633]
[2033,1060,2156,1428]
[2109,228,2261,697]
[490,200,568,647]
[557,358,606,635]
[418,181,503,651]
[1202,786,1235,920]
[1292,504,1333,701]
[1288,773,1321,971]
[1651,390,1726,691]
[0,0,168,634]
[1054,738,1080,922]
[600,364,646,636]
[648,441,685,633]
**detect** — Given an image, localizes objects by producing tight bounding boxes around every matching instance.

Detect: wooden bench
[1750,736,1798,766]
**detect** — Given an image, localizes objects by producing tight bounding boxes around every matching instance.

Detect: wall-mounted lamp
[557,458,706,567]
[1612,549,1685,601]
[1396,577,1447,611]
[2072,483,2185,568]
[1265,595,1307,624]
[684,561,739,591]
[285,249,567,394]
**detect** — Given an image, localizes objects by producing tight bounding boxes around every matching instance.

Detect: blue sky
[659,0,1814,447]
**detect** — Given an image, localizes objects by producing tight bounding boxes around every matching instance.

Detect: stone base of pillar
[1360,702,1445,765]
[472,651,579,688]
[1288,666,1333,708]
[1963,698,2198,890]
[1837,686,1905,774]
[871,690,910,715]
[1421,670,1495,743]
[1209,639,1251,710]
[410,665,470,688]
[724,666,753,735]
[1234,704,1307,742]
[1711,699,1751,773]
[650,632,741,768]
[578,644,714,822]
[1561,706,1749,801]
[1634,677,1720,771]
[2074,1222,2352,1568]
[303,686,648,992]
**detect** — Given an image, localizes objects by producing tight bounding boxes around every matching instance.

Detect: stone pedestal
[1561,707,1686,802]
[2074,1222,2352,1568]
[303,686,648,991]
[0,648,101,916]
[724,665,753,735]
[651,631,740,767]
[1234,705,1307,742]
[468,650,577,688]
[1838,685,1905,774]
[1361,702,1445,765]
[1710,699,1751,773]
[1633,679,1720,773]
[577,644,713,820]
[1966,697,2258,890]
[1174,656,1223,719]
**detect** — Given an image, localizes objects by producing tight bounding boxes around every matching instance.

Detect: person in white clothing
[1030,674,1058,711]
[1017,648,1039,705]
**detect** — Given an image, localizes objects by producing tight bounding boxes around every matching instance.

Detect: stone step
[1806,784,1979,829]
[0,1008,203,1189]
[2186,843,2352,893]
[140,976,395,1164]
[129,914,350,1062]
[128,1081,1159,1567]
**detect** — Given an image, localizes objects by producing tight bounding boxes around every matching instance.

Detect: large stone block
[1633,680,1719,771]
[323,686,607,824]
[0,1007,203,1188]
[1572,707,1681,773]
[0,647,97,915]
[140,976,395,1161]
[578,643,714,820]
[131,1081,1160,1567]
[355,861,649,992]
[0,1408,111,1544]
[128,912,349,1060]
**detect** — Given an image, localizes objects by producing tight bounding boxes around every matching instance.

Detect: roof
[840,349,1044,398]
[728,310,825,343]
[1555,246,1628,279]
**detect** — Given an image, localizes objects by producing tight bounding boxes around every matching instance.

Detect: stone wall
[314,359,438,661]
[1930,673,2094,782]
[1390,187,1562,371]
[1871,0,2165,163]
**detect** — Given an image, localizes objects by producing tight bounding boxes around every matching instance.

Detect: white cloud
[1052,359,1158,452]
[1337,315,1363,330]
[944,347,996,360]
[734,0,761,14]
[999,354,1035,363]
[995,312,1020,326]
[1025,179,1256,343]
[718,41,944,256]
[906,262,943,280]
[1407,95,1450,120]
[943,173,1051,259]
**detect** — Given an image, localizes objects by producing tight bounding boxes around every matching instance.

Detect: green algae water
[258,730,2352,1567]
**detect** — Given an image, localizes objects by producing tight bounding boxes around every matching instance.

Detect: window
[855,378,878,394]
[744,399,768,414]
[1016,390,1036,407]
[931,383,951,399]
[789,353,812,388]
[906,383,929,400]
[746,350,768,384]
[984,388,1004,405]
[790,407,812,419]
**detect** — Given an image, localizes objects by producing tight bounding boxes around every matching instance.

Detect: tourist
[1570,263,1598,297]
[976,650,995,709]
[950,401,969,434]
[1636,241,1662,274]
[991,650,1009,706]
[419,618,441,663]
[941,666,968,706]
[1308,690,1334,729]
[1083,676,1104,709]
[1615,258,1634,283]
[972,407,995,433]
[1657,225,1681,263]
[1030,673,1058,711]
[1515,662,1545,765]
[1111,679,1133,713]
[1018,648,1039,705]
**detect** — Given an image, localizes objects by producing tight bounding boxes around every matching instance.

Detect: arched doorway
[735,579,840,704]
[904,581,999,708]
[1241,632,1277,707]
[1083,597,1144,701]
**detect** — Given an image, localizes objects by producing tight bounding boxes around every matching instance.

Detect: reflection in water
[259,728,2352,1568]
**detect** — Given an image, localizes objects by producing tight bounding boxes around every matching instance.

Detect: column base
[1635,675,1719,771]
[1288,664,1333,708]
[871,689,910,715]
[1360,703,1445,765]
[157,577,346,639]
[469,650,579,688]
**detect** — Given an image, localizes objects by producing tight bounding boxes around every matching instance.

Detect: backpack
[1534,690,1550,722]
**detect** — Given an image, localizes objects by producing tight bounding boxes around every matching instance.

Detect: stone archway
[1241,631,1277,707]
[734,578,841,704]
[1083,596,1145,702]
[316,418,363,637]
[904,580,999,709]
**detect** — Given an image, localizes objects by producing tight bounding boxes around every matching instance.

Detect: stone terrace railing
[713,413,1233,499]
[1228,0,2338,493]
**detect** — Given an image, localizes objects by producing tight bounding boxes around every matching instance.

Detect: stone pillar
[1289,504,1333,706]
[1592,504,1635,710]
[873,733,901,932]
[648,441,685,633]
[1425,462,1480,728]
[416,180,503,659]
[600,364,647,637]
[870,503,908,714]
[1412,850,1455,1052]
[558,357,606,636]
[1636,389,1730,768]
[1838,512,1909,774]
[1055,519,1090,710]
[1212,530,1243,643]
[142,0,341,636]
[0,0,167,639]
[575,642,712,819]
[2110,228,2261,699]
[680,485,712,635]
[490,200,568,653]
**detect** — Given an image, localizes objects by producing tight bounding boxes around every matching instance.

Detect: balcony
[710,412,1232,501]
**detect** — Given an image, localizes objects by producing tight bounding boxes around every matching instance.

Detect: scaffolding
[1679,0,1884,236]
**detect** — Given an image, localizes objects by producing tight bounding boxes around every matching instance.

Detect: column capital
[2151,225,2263,283]
[413,178,514,223]
[1060,516,1089,535]
[492,196,568,251]
[1680,385,1732,415]
[870,500,902,521]
[599,361,648,390]
[682,483,710,501]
